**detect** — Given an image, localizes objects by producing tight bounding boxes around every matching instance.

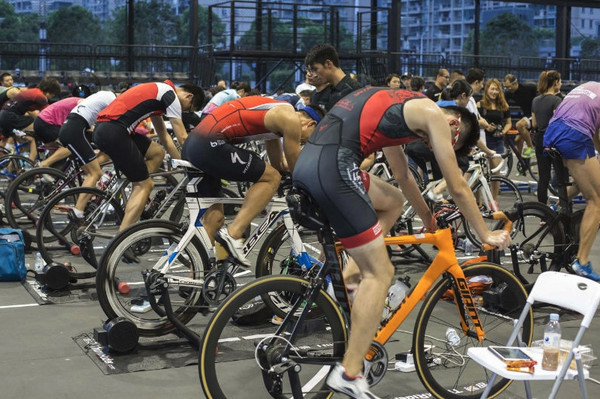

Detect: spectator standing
[304,43,362,112]
[424,68,449,101]
[400,72,412,89]
[531,70,562,204]
[478,78,511,201]
[385,73,401,89]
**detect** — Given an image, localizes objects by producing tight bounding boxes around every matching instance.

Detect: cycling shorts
[33,117,60,143]
[93,121,152,182]
[59,113,96,165]
[293,143,381,249]
[0,110,33,135]
[181,132,267,197]
[544,119,595,160]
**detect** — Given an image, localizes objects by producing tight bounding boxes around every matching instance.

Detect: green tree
[0,0,38,42]
[106,1,180,45]
[178,5,226,49]
[297,17,355,53]
[463,13,537,57]
[47,6,103,45]
[580,37,600,59]
[238,16,292,51]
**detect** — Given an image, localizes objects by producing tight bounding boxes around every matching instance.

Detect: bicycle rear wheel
[36,186,124,266]
[4,167,71,233]
[0,154,35,199]
[505,201,566,286]
[96,220,210,336]
[413,262,533,399]
[199,275,347,399]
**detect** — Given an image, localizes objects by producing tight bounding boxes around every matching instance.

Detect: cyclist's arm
[383,145,433,226]
[531,112,538,130]
[407,101,509,248]
[264,106,302,172]
[264,138,287,172]
[169,118,189,148]
[360,153,375,170]
[501,115,512,134]
[151,115,180,159]
[594,128,600,152]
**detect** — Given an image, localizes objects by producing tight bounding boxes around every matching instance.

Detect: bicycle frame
[151,170,319,290]
[365,228,485,347]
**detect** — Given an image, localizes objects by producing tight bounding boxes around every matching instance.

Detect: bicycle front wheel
[96,220,210,336]
[465,176,522,248]
[199,275,347,399]
[413,262,533,399]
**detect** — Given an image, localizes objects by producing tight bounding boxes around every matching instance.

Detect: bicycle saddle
[285,187,328,231]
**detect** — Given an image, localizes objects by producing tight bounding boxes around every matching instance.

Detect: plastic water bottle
[445,327,461,346]
[542,313,561,371]
[464,239,474,256]
[381,279,409,322]
[97,171,113,190]
[34,252,45,273]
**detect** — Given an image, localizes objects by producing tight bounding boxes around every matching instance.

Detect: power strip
[394,352,415,373]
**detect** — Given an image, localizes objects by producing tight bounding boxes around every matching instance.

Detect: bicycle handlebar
[480,203,522,252]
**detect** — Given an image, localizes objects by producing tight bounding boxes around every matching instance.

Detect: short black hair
[38,77,61,97]
[1,72,12,81]
[440,105,479,157]
[465,68,485,84]
[180,83,206,112]
[305,43,340,68]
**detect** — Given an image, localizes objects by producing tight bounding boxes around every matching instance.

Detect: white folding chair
[468,271,600,399]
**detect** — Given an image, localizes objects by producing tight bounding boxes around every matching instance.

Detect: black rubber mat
[73,332,198,375]
[22,278,97,304]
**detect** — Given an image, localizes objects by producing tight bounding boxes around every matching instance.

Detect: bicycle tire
[96,219,210,336]
[36,186,125,266]
[199,275,347,399]
[413,262,533,399]
[0,154,35,199]
[506,201,567,286]
[465,176,522,248]
[4,167,72,233]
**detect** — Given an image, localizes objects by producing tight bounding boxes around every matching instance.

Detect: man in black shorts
[93,80,204,232]
[182,95,323,267]
[293,87,510,398]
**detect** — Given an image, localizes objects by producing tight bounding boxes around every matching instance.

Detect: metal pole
[190,0,199,79]
[127,0,134,72]
[389,0,401,74]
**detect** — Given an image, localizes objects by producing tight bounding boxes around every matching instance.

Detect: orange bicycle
[198,193,533,399]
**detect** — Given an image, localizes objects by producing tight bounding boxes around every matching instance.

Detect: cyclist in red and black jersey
[292,86,511,398]
[182,96,323,267]
[0,77,61,157]
[93,80,204,233]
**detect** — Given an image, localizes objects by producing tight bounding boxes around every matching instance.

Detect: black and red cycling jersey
[307,86,424,158]
[2,88,48,115]
[194,96,292,143]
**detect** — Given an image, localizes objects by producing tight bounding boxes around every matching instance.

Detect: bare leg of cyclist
[40,145,71,168]
[226,164,280,239]
[74,159,104,212]
[144,141,165,174]
[342,237,395,377]
[343,174,404,285]
[564,157,600,265]
[201,203,225,244]
[119,177,154,231]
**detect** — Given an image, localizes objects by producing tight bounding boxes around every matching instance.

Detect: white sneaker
[326,363,380,399]
[215,227,251,268]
